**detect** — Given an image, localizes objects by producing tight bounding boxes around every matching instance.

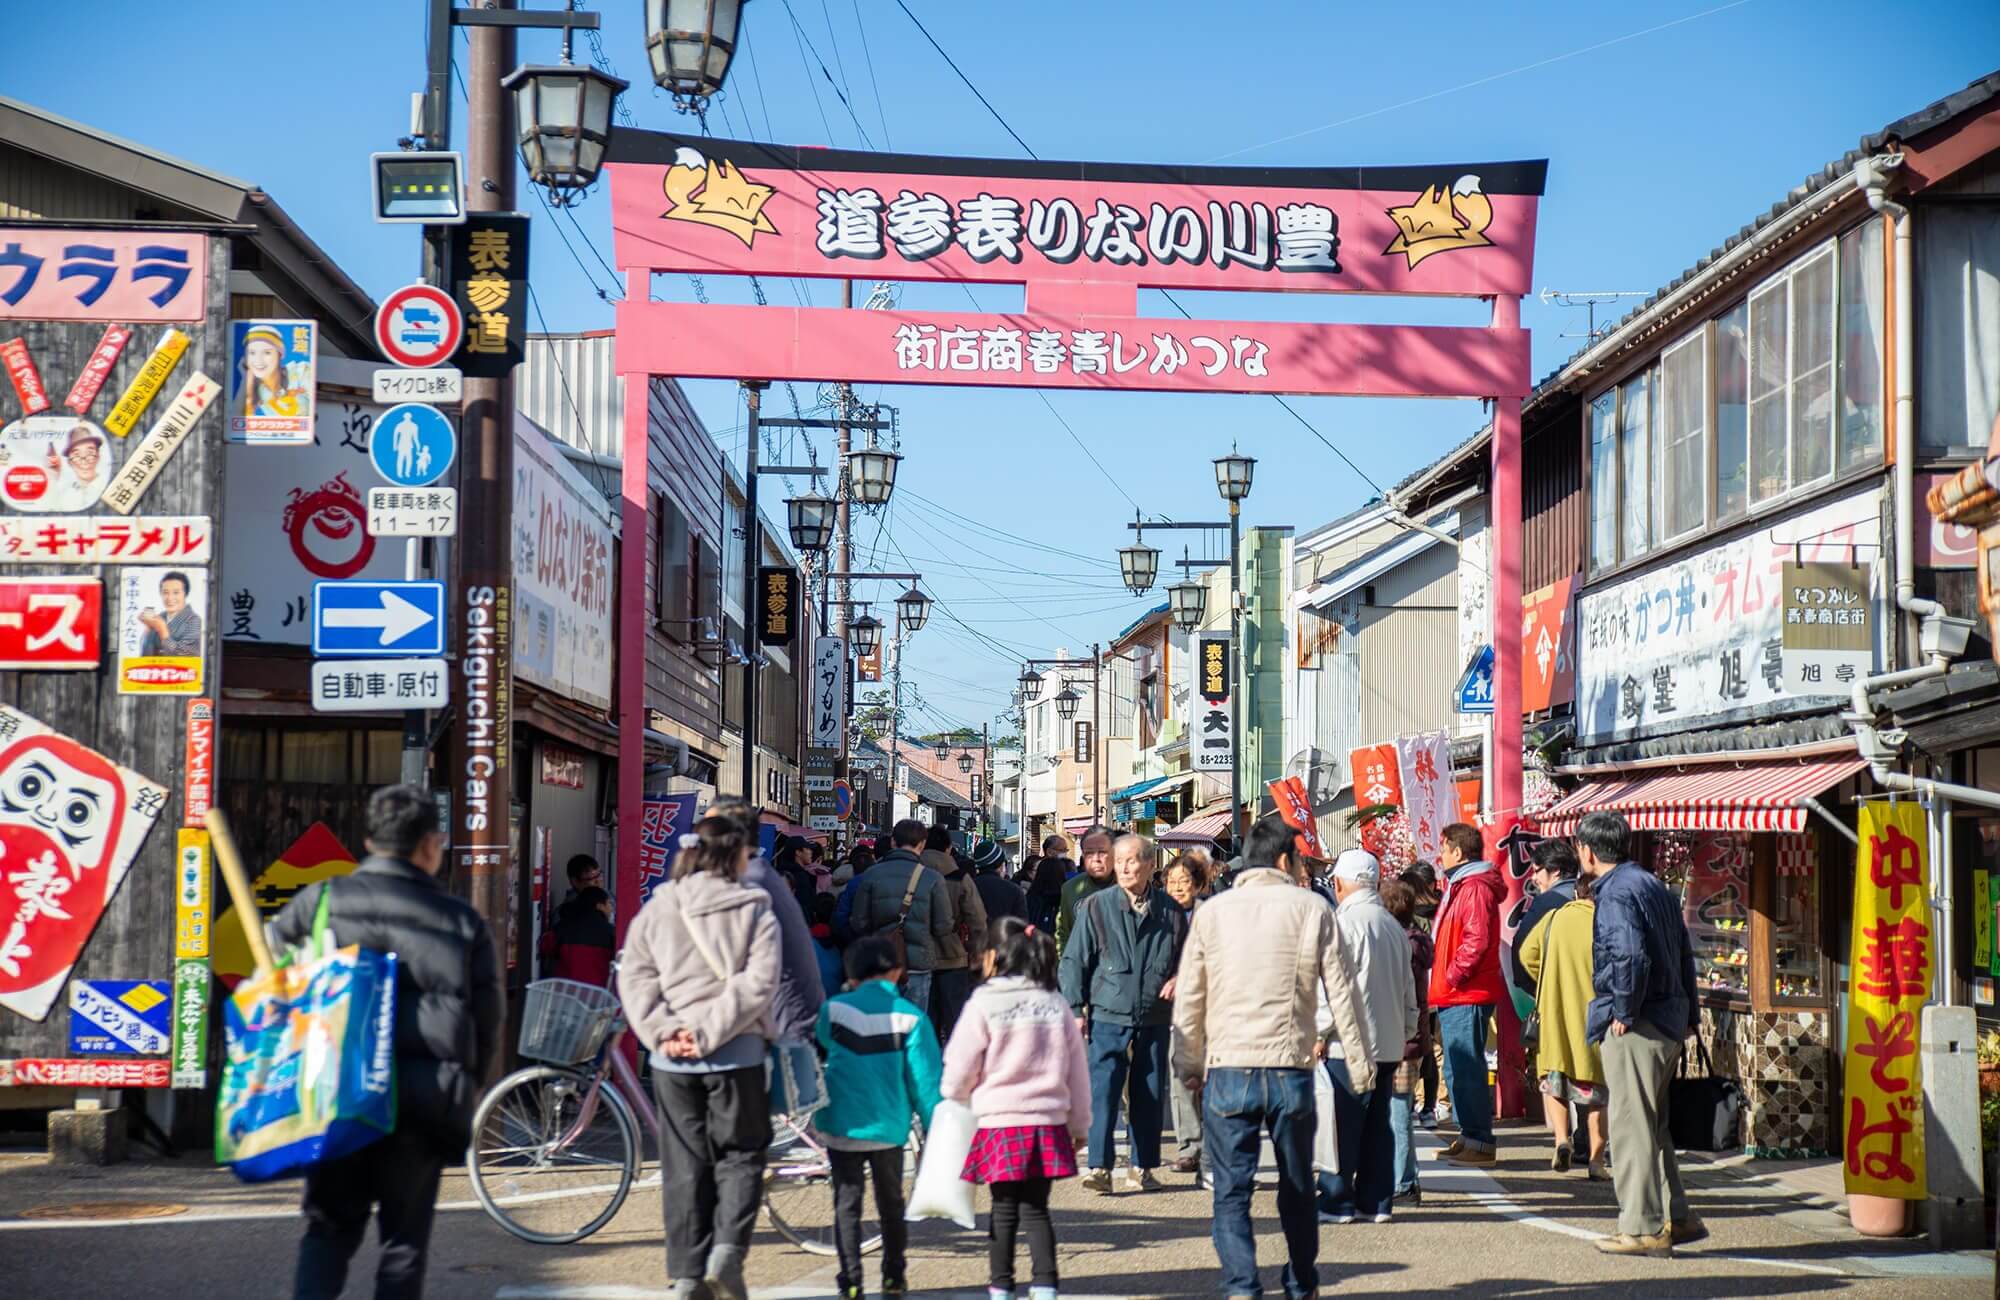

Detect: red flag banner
[1268,776,1323,860]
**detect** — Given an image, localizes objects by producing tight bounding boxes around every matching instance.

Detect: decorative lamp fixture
[501,63,627,204]
[1019,668,1044,701]
[1118,537,1161,596]
[848,445,902,506]
[1214,448,1257,503]
[1054,686,1081,722]
[895,585,931,635]
[958,752,975,774]
[784,492,835,554]
[645,0,747,105]
[849,612,882,657]
[1169,576,1207,631]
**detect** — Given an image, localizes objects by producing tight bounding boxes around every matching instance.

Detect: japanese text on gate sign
[1842,800,1932,1199]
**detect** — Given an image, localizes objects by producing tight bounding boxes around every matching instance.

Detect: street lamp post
[1215,450,1256,852]
[1021,650,1104,820]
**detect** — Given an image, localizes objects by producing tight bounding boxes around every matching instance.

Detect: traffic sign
[372,367,462,405]
[369,402,457,488]
[833,780,855,821]
[374,283,464,369]
[367,486,458,537]
[68,980,172,1057]
[312,657,450,712]
[312,580,445,656]
[1456,644,1495,714]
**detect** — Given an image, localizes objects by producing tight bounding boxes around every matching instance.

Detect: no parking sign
[374,284,464,369]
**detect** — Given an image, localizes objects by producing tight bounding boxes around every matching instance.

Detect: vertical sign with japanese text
[449,215,529,380]
[1842,800,1931,1199]
[1268,776,1323,859]
[1348,742,1404,858]
[1192,632,1232,773]
[811,636,846,749]
[1073,719,1093,765]
[758,566,797,648]
[1393,730,1454,862]
[172,827,212,1089]
[1780,561,1874,691]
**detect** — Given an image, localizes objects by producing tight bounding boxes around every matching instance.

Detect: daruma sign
[609,135,1544,398]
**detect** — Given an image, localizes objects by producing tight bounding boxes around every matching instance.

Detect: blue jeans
[1086,1020,1168,1171]
[1204,1067,1318,1299]
[1315,1058,1394,1218]
[1389,1089,1417,1195]
[901,970,932,1016]
[1438,1004,1493,1151]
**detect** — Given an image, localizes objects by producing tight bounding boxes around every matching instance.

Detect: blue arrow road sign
[370,402,457,488]
[1456,644,1496,714]
[313,580,446,656]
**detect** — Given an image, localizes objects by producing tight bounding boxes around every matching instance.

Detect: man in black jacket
[271,784,503,1300]
[970,838,1026,928]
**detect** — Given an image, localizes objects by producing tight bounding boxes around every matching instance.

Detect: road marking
[493,1290,1133,1299]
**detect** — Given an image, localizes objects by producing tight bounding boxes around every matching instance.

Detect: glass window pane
[1770,832,1823,1000]
[1662,831,1752,999]
[1838,220,1886,474]
[1620,371,1651,561]
[1748,283,1789,506]
[281,730,349,784]
[1791,250,1837,485]
[1589,390,1618,573]
[1715,303,1749,523]
[1660,336,1706,538]
[365,730,402,785]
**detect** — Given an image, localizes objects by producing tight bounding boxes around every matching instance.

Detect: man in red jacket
[1429,822,1508,1166]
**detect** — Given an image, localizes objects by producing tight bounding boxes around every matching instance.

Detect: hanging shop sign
[103,328,190,436]
[449,214,529,379]
[1074,719,1094,765]
[758,565,797,648]
[1576,488,1881,745]
[1780,561,1874,692]
[811,635,846,749]
[805,746,838,832]
[609,137,1541,398]
[227,319,317,444]
[1393,729,1454,862]
[171,957,209,1089]
[101,371,220,514]
[539,743,585,789]
[0,705,169,1022]
[1348,743,1404,810]
[513,423,613,709]
[116,565,208,695]
[0,578,101,670]
[183,698,215,826]
[1,337,50,416]
[0,515,211,566]
[1843,799,1932,1200]
[0,1058,171,1088]
[175,828,212,960]
[637,792,701,909]
[64,323,134,416]
[67,979,171,1057]
[0,230,207,324]
[1521,574,1576,711]
[857,642,882,682]
[0,416,118,511]
[1192,632,1232,773]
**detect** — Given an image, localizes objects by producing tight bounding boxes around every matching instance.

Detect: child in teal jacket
[814,936,944,1300]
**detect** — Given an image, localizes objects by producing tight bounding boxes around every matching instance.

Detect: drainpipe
[1853,153,1947,659]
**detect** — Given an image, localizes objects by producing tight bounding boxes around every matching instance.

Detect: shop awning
[1110,772,1194,806]
[1061,816,1097,835]
[1158,809,1233,845]
[1539,755,1869,835]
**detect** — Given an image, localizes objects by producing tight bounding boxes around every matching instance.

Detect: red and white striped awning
[1539,755,1868,835]
[1158,810,1233,845]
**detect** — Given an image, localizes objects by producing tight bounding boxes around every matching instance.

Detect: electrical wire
[891,0,1034,158]
[896,488,1119,571]
[778,0,875,148]
[847,0,892,148]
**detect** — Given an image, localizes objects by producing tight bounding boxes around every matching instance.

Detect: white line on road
[494,1290,1133,1299]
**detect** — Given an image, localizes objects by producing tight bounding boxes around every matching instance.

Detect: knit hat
[241,324,286,356]
[971,839,1006,870]
[1331,848,1382,888]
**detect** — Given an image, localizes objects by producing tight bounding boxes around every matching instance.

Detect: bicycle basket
[518,979,621,1065]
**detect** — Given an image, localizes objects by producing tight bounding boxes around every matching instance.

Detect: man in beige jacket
[1174,815,1374,1300]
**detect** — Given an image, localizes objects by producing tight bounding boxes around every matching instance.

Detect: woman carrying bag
[1518,874,1609,1180]
[619,815,782,1300]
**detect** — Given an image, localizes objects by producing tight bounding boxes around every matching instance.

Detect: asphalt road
[1,1125,1989,1298]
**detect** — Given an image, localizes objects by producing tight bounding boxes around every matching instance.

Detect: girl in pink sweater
[941,917,1091,1300]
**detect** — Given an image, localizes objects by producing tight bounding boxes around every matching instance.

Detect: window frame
[1784,241,1840,495]
[1657,331,1709,547]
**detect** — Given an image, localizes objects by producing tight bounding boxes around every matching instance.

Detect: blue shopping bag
[214,884,397,1182]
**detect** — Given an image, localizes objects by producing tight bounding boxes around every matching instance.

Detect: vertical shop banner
[811,636,846,748]
[174,828,212,961]
[1455,777,1483,825]
[1347,742,1404,857]
[116,564,207,694]
[1780,562,1874,693]
[1842,800,1931,1199]
[805,746,838,832]
[758,566,797,647]
[449,215,529,379]
[512,422,615,709]
[637,792,700,909]
[1073,720,1093,765]
[171,825,214,1089]
[183,698,215,825]
[1521,574,1576,711]
[227,319,317,444]
[1268,776,1322,859]
[1393,730,1453,862]
[1192,632,1232,773]
[0,705,168,1021]
[1974,869,1992,974]
[171,958,210,1089]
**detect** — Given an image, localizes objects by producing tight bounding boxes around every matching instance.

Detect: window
[1666,832,1752,1000]
[1790,246,1838,488]
[1765,833,1822,1001]
[694,534,721,630]
[1588,390,1618,574]
[655,491,691,635]
[1619,370,1653,564]
[1748,277,1790,507]
[1837,218,1885,473]
[1659,334,1706,541]
[1714,302,1750,524]
[1916,203,2000,455]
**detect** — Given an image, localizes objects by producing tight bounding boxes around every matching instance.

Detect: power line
[847,0,892,148]
[892,0,1035,158]
[896,489,1119,572]
[779,0,876,147]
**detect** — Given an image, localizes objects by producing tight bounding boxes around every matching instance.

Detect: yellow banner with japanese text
[1841,800,1930,1198]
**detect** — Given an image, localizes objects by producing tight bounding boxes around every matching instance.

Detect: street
[2,1126,1987,1298]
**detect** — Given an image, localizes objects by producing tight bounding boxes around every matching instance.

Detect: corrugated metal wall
[1523,391,1585,591]
[519,332,624,460]
[1356,540,1460,744]
[0,141,150,219]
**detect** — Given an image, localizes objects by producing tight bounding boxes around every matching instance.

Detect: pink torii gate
[605,132,1543,1115]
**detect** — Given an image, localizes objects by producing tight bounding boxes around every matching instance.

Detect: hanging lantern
[1054,686,1081,722]
[850,612,882,657]
[502,63,627,204]
[645,0,747,104]
[1019,668,1044,701]
[1169,577,1207,631]
[895,585,931,635]
[848,446,901,506]
[1118,541,1161,596]
[958,752,975,774]
[1214,449,1257,502]
[785,492,835,554]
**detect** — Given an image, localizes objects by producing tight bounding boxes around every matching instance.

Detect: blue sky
[10,1,1998,740]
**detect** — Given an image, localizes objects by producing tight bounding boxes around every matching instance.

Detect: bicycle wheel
[467,1064,640,1244]
[764,1116,924,1256]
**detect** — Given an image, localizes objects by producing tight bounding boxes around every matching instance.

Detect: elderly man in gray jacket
[1319,849,1420,1226]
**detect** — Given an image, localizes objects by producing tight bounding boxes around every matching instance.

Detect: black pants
[931,966,972,1045]
[653,1065,771,1282]
[830,1147,906,1289]
[295,1126,448,1300]
[1420,1030,1440,1113]
[988,1177,1056,1290]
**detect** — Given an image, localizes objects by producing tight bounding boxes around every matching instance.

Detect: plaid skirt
[962,1124,1078,1184]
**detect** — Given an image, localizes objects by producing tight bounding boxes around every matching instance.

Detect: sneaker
[1318,1209,1356,1224]
[1668,1215,1709,1245]
[1173,1154,1201,1174]
[670,1282,713,1300]
[840,1288,865,1300]
[704,1244,748,1300]
[1397,1185,1422,1207]
[882,1280,907,1299]
[1551,1143,1572,1172]
[1079,1167,1114,1194]
[1416,1109,1438,1129]
[1587,1157,1610,1182]
[1445,1148,1496,1167]
[1028,1288,1058,1300]
[1372,1212,1393,1224]
[1594,1230,1672,1257]
[988,1290,1011,1300]
[1123,1166,1161,1192]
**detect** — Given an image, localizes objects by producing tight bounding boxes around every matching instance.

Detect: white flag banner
[811,636,846,748]
[1394,729,1455,861]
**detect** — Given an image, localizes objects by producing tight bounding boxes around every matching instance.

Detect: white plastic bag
[904,1100,978,1229]
[1312,1059,1339,1173]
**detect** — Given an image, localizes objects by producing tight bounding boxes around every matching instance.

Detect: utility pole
[1228,501,1244,852]
[740,380,767,804]
[1093,643,1104,821]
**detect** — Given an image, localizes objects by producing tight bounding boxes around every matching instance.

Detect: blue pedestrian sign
[1456,644,1495,714]
[69,980,172,1057]
[370,402,457,488]
[313,580,446,656]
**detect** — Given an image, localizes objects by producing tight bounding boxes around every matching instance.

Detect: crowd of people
[277,784,1705,1299]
